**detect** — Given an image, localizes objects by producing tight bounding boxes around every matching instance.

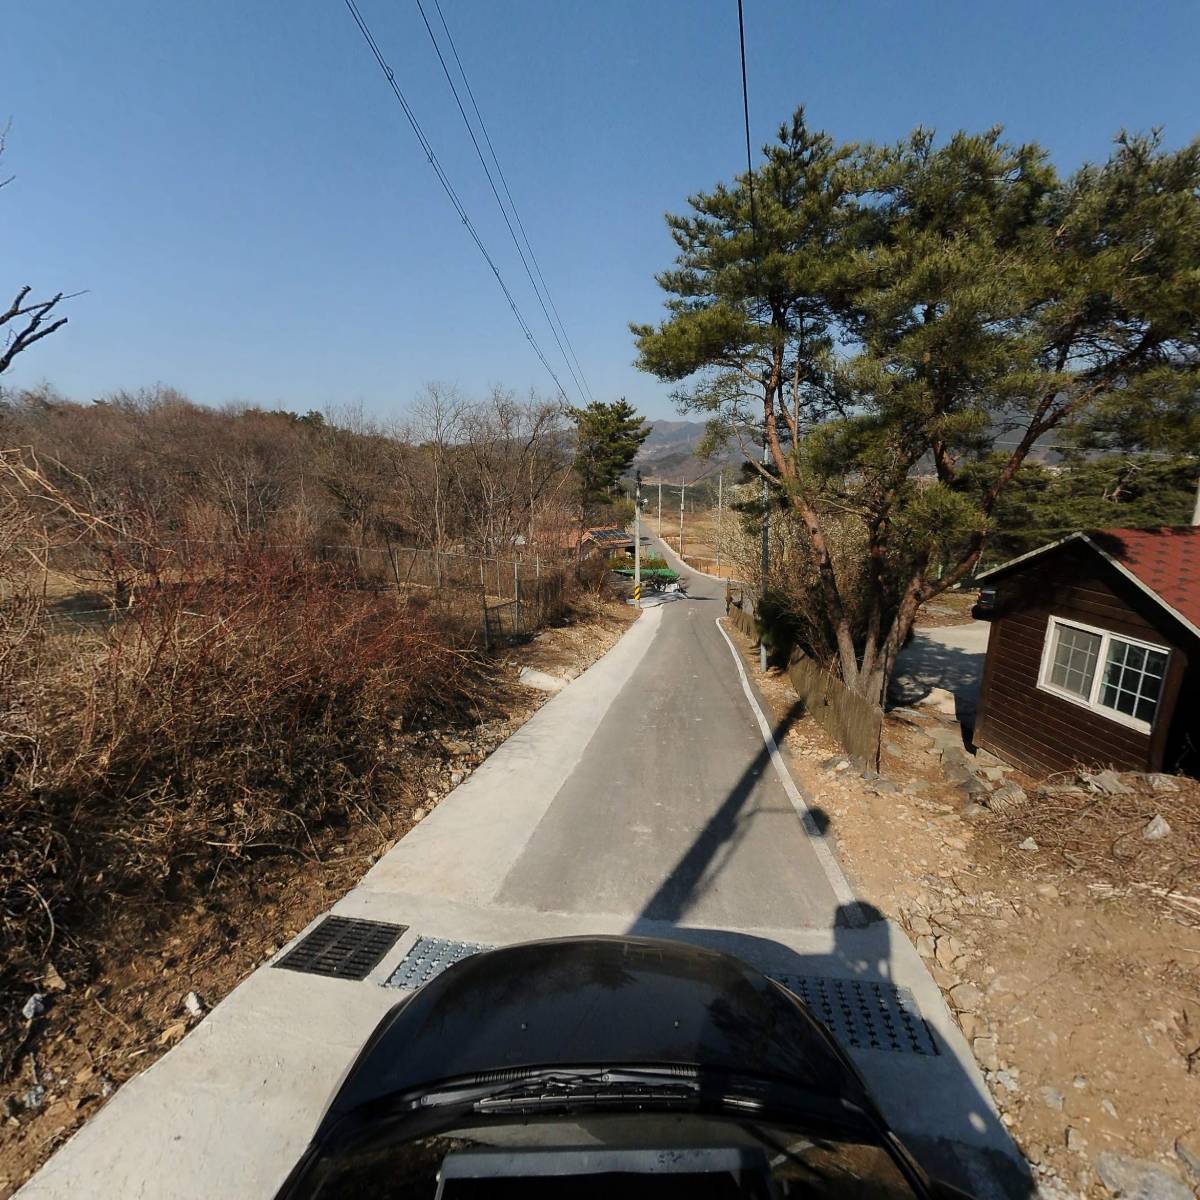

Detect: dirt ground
[740,623,1200,1200]
[0,593,638,1197]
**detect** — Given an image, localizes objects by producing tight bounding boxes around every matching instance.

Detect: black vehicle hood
[325,936,862,1120]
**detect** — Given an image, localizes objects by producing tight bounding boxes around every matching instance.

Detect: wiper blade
[475,1072,700,1113]
[417,1068,700,1112]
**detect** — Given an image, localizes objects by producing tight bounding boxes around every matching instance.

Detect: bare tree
[0,129,71,375]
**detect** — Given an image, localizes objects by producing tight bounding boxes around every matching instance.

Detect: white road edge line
[714,615,863,918]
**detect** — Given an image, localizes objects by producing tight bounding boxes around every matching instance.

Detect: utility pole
[760,429,770,672]
[657,480,662,533]
[633,469,642,607]
[1192,471,1200,526]
[679,480,686,559]
[716,472,724,575]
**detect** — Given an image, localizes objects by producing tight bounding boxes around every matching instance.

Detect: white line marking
[714,616,862,917]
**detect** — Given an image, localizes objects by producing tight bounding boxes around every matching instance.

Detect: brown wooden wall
[974,544,1193,776]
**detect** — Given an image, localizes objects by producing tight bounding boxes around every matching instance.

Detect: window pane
[1099,640,1167,725]
[1049,625,1100,698]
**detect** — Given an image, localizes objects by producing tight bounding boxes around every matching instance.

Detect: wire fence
[22,541,582,648]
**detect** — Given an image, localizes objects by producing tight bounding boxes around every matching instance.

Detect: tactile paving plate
[774,974,938,1056]
[274,916,407,981]
[384,935,492,991]
[383,937,937,1056]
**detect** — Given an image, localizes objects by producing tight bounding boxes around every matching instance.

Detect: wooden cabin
[972,528,1200,777]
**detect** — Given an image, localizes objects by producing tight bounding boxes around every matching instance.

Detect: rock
[42,964,67,993]
[943,764,971,785]
[915,935,935,959]
[929,726,966,748]
[1037,1086,1065,1111]
[1035,883,1060,900]
[944,836,967,851]
[1081,768,1132,796]
[949,982,983,1013]
[1101,1098,1118,1118]
[1072,1074,1087,1089]
[935,937,961,970]
[995,1069,1020,1093]
[930,965,958,989]
[979,765,1007,782]
[961,800,987,819]
[888,706,930,724]
[908,914,932,937]
[1142,814,1171,840]
[942,744,973,770]
[958,1012,979,1040]
[412,805,427,821]
[1095,1152,1194,1200]
[449,770,465,786]
[990,782,1028,811]
[20,993,45,1021]
[973,748,1004,767]
[870,780,900,794]
[518,666,568,693]
[20,1085,46,1112]
[972,1036,999,1070]
[919,687,959,716]
[1018,837,1039,852]
[1066,1127,1087,1154]
[1174,1138,1200,1187]
[1143,772,1180,793]
[182,991,205,1018]
[820,755,843,770]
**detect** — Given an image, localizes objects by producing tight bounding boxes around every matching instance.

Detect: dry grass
[0,550,481,1056]
[992,776,1200,923]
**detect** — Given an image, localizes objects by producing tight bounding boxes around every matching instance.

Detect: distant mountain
[634,420,745,485]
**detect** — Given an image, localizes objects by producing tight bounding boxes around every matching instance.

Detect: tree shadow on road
[637,701,810,923]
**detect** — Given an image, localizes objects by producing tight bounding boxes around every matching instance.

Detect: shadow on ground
[890,636,985,727]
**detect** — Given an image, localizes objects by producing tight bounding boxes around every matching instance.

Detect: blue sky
[3,0,1197,422]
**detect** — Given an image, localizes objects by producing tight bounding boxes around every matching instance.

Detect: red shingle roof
[1092,527,1200,632]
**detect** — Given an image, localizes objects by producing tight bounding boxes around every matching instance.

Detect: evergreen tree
[633,110,1200,702]
[571,399,649,511]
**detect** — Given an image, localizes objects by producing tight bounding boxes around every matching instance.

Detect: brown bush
[0,549,476,1054]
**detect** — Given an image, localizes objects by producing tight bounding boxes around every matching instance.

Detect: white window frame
[1037,615,1170,734]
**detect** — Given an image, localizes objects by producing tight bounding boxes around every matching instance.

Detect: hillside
[634,419,745,484]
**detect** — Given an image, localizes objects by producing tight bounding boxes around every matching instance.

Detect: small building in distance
[972,527,1199,777]
[582,527,635,557]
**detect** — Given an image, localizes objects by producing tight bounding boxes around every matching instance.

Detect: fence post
[480,558,490,651]
[514,560,522,635]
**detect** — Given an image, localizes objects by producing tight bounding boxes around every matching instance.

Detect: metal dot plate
[775,975,938,1056]
[273,916,407,981]
[382,937,937,1057]
[384,935,492,990]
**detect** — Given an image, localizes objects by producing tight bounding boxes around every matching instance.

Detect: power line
[340,0,572,402]
[419,0,596,405]
[736,0,761,275]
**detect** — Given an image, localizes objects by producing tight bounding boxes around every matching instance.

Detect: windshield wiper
[414,1068,701,1114]
[474,1070,701,1113]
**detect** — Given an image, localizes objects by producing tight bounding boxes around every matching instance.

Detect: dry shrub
[1,549,475,1053]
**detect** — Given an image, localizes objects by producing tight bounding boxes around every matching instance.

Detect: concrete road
[18,541,1025,1200]
[497,560,845,928]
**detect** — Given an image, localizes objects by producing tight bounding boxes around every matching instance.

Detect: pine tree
[633,110,1200,702]
[571,399,649,513]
